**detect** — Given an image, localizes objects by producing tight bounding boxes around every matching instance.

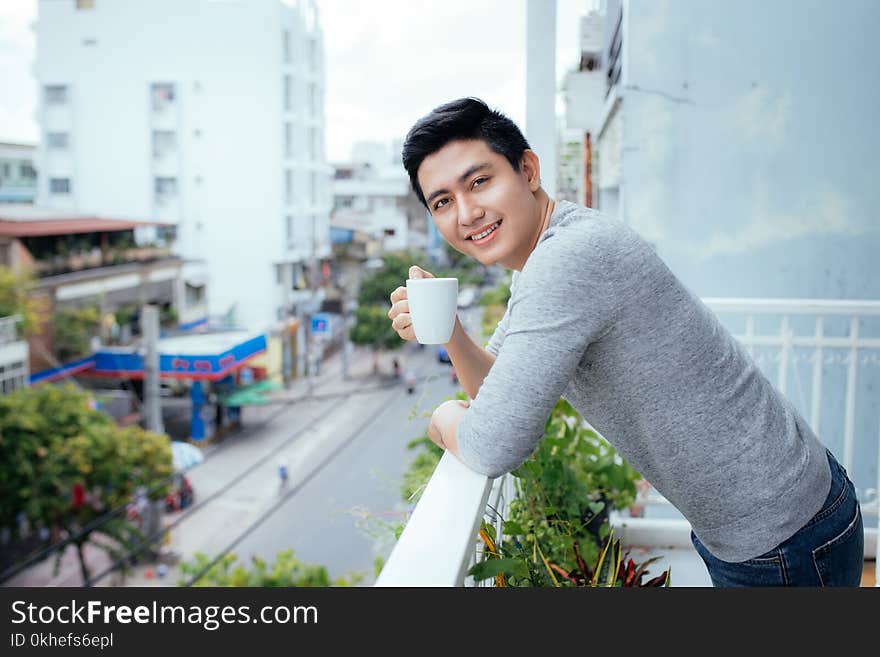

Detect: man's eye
[434,198,450,210]
[473,177,488,188]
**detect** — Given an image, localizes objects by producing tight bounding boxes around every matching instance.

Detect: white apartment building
[34,0,331,331]
[332,141,427,255]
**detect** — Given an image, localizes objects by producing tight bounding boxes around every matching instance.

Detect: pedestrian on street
[386,97,863,587]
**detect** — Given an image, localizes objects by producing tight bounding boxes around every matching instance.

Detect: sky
[0,0,591,161]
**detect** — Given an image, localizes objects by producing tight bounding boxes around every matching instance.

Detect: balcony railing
[376,298,880,586]
[375,452,516,587]
[33,247,172,277]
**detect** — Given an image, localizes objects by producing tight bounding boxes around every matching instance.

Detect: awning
[30,330,267,384]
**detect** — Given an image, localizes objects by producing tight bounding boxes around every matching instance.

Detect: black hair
[401,97,531,208]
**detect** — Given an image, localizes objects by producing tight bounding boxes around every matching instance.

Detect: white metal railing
[375,452,493,586]
[379,299,880,586]
[628,299,880,583]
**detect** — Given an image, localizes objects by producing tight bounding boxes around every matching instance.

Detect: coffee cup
[405,278,458,344]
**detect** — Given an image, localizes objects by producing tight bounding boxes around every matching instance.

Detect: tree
[356,252,420,306]
[179,549,363,587]
[350,252,423,372]
[0,266,46,336]
[0,383,172,584]
[52,305,101,362]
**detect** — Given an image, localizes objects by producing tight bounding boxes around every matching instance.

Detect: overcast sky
[0,0,589,161]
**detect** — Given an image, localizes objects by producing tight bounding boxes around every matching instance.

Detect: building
[558,9,606,207]
[0,143,38,204]
[332,140,427,255]
[0,205,208,372]
[587,0,879,300]
[33,0,331,334]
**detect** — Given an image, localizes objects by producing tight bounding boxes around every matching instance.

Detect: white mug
[406,278,458,344]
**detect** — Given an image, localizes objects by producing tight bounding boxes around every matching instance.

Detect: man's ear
[521,149,541,192]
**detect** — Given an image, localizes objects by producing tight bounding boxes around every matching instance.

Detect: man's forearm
[444,316,495,399]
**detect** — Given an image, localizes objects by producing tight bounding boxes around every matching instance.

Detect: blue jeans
[691,449,864,587]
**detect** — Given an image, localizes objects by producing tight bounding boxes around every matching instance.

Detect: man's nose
[457,197,484,226]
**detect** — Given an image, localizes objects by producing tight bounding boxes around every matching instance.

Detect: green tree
[350,252,424,371]
[0,266,45,336]
[52,305,101,361]
[0,383,173,584]
[179,549,363,587]
[355,252,419,306]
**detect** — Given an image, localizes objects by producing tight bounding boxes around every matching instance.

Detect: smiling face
[417,139,546,271]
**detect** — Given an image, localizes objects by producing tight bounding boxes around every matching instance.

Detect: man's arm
[454,230,618,478]
[444,316,495,400]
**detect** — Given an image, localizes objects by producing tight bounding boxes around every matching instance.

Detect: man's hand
[428,399,470,455]
[388,265,435,341]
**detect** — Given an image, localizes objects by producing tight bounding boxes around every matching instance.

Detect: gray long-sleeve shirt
[455,200,831,562]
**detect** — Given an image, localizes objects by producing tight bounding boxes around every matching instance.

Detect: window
[284,122,293,158]
[49,178,71,194]
[282,30,291,63]
[309,84,321,116]
[152,130,177,158]
[285,170,293,204]
[154,177,178,196]
[308,37,317,69]
[283,75,292,111]
[47,132,69,149]
[45,85,68,105]
[0,361,28,395]
[151,83,175,112]
[1,163,9,178]
[20,164,36,180]
[185,282,205,307]
[286,215,293,246]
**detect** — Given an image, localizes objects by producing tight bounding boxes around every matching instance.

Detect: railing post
[843,315,859,472]
[778,315,790,395]
[810,315,824,434]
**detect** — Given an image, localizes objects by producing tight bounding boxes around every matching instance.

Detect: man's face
[417,139,542,270]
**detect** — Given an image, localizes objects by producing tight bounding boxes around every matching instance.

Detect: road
[231,342,460,583]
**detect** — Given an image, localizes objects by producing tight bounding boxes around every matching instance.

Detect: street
[232,342,460,583]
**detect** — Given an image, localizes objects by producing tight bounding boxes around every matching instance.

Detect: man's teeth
[470,221,501,240]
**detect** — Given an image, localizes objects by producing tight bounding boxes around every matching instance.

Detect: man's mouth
[465,219,502,241]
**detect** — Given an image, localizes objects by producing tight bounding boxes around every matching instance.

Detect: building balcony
[376,298,880,587]
[32,246,173,278]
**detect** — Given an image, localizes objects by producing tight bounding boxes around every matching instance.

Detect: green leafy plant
[470,524,670,587]
[52,304,101,361]
[0,383,172,584]
[179,549,363,587]
[399,378,651,587]
[0,266,46,336]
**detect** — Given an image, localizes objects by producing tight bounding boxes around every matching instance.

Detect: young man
[388,97,864,586]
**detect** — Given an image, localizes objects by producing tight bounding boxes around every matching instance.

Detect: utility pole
[141,304,164,561]
[142,304,164,435]
[306,215,318,395]
[341,279,350,380]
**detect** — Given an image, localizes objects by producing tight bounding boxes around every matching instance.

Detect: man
[387,97,864,586]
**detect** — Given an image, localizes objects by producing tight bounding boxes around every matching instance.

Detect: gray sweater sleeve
[485,272,518,356]
[456,229,617,478]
